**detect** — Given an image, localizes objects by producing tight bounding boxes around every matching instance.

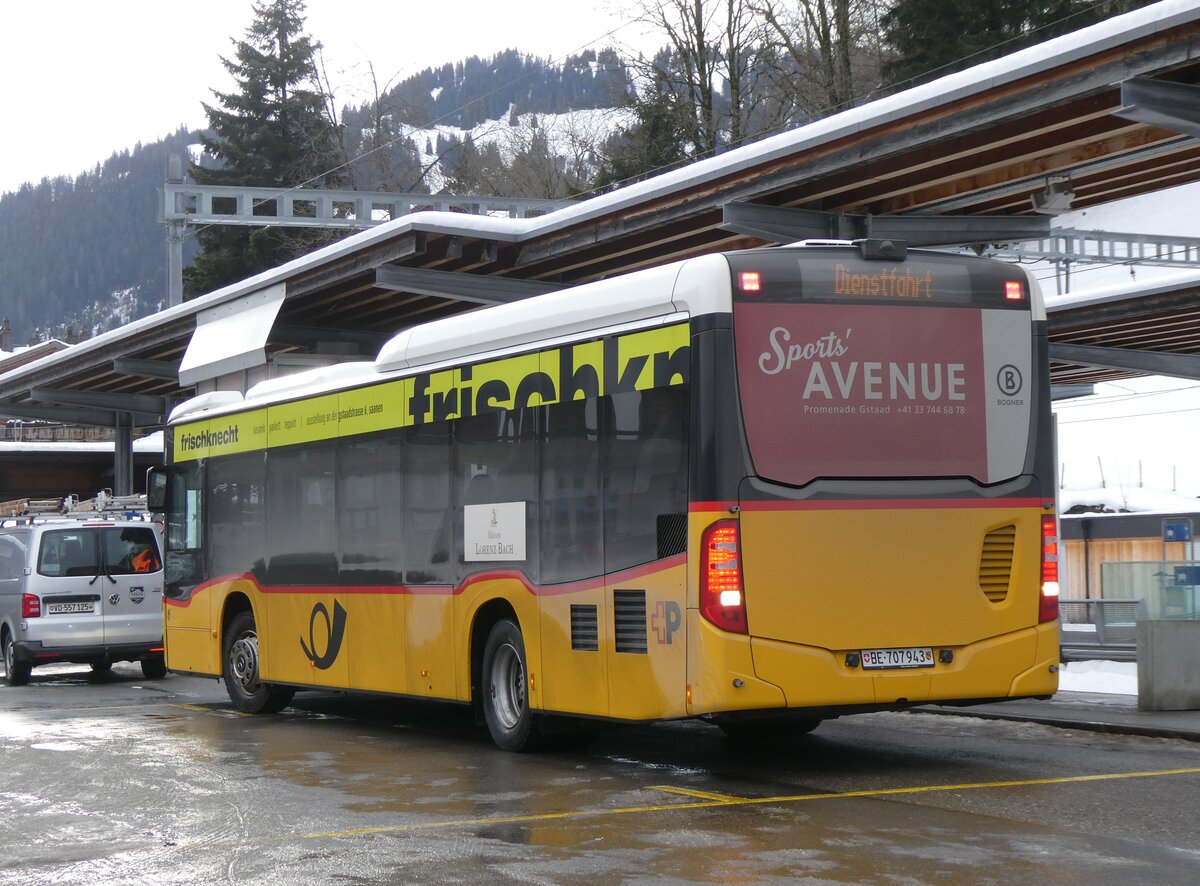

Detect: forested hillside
[0,49,627,344]
[0,130,200,345]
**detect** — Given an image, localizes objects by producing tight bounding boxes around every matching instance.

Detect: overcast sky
[0,0,645,196]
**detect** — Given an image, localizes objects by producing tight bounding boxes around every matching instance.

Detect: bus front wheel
[223,611,294,714]
[481,619,538,751]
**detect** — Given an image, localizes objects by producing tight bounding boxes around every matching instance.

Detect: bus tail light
[22,594,41,618]
[700,520,748,634]
[1039,515,1060,623]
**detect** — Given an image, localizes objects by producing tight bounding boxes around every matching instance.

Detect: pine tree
[881,0,1157,90]
[184,0,347,298]
[593,61,692,191]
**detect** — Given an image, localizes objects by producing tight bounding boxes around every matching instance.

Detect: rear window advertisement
[735,302,1031,486]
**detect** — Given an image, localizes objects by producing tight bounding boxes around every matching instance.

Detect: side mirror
[146,466,168,512]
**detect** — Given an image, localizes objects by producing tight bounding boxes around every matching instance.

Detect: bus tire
[3,629,31,687]
[223,611,294,714]
[481,618,538,752]
[140,656,167,680]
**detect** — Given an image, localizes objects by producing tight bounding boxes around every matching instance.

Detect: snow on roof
[1060,484,1200,515]
[2,0,1195,390]
[1046,265,1200,311]
[0,431,163,455]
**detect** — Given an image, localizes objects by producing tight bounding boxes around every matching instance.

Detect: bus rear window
[731,251,1034,486]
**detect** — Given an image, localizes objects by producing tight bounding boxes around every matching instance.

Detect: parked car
[0,519,165,685]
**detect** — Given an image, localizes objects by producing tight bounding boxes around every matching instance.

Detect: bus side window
[603,386,689,572]
[541,398,602,584]
[403,422,453,585]
[267,445,337,585]
[338,435,404,585]
[452,408,539,584]
[208,453,266,580]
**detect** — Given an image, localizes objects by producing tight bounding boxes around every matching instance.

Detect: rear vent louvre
[657,513,688,558]
[979,524,1017,603]
[570,605,599,651]
[613,589,648,654]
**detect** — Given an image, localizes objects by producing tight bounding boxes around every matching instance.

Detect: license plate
[860,646,935,670]
[46,601,95,615]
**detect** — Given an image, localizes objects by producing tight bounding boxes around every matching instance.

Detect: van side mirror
[146,467,168,512]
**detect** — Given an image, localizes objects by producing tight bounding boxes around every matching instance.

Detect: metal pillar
[114,419,133,496]
[166,155,185,308]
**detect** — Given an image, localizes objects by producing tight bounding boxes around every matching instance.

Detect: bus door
[603,387,689,720]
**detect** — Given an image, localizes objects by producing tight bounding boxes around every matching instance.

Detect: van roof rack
[0,489,151,524]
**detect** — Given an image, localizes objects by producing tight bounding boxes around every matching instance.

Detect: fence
[1059,598,1147,662]
[1060,560,1200,661]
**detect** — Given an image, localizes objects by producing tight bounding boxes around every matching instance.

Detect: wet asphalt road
[2,663,1199,885]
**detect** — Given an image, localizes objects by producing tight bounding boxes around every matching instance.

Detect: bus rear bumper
[746,621,1059,708]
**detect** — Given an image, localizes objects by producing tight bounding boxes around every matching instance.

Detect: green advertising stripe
[173,324,690,460]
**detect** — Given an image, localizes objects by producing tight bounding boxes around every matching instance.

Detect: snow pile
[1058,659,1137,695]
[1060,485,1200,514]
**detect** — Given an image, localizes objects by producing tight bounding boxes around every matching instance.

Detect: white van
[0,520,165,686]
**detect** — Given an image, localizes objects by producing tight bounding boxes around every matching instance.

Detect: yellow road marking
[180,766,1200,848]
[170,703,250,718]
[650,785,743,803]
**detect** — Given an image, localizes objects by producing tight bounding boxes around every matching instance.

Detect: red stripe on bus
[692,498,1047,512]
[743,497,1048,511]
[161,554,687,609]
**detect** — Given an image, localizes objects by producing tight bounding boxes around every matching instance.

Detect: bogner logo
[301,600,347,670]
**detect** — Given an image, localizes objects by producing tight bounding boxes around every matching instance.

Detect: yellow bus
[150,241,1059,750]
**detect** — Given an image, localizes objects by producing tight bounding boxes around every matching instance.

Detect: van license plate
[860,646,935,669]
[46,601,95,615]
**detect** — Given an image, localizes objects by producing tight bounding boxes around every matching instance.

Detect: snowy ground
[1057,659,1138,695]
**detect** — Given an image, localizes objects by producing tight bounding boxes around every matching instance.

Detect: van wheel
[481,619,538,752]
[141,656,167,680]
[223,611,294,714]
[3,630,31,687]
[90,661,113,674]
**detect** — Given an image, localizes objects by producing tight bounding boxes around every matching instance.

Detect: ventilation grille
[613,589,648,654]
[979,524,1017,603]
[657,513,688,558]
[570,605,599,651]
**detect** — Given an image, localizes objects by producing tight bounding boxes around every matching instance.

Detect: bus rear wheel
[481,619,538,752]
[223,611,294,714]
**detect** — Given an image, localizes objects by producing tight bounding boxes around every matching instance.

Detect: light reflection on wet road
[2,663,1199,884]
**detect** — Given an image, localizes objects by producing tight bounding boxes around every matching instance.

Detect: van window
[0,534,26,580]
[38,530,100,577]
[104,527,162,575]
[35,527,161,578]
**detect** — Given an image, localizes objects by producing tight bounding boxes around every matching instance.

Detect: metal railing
[1059,598,1148,662]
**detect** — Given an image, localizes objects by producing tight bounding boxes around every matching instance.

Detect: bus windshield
[729,248,1036,487]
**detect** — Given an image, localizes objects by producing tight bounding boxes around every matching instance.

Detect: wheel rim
[229,630,262,695]
[489,642,525,730]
